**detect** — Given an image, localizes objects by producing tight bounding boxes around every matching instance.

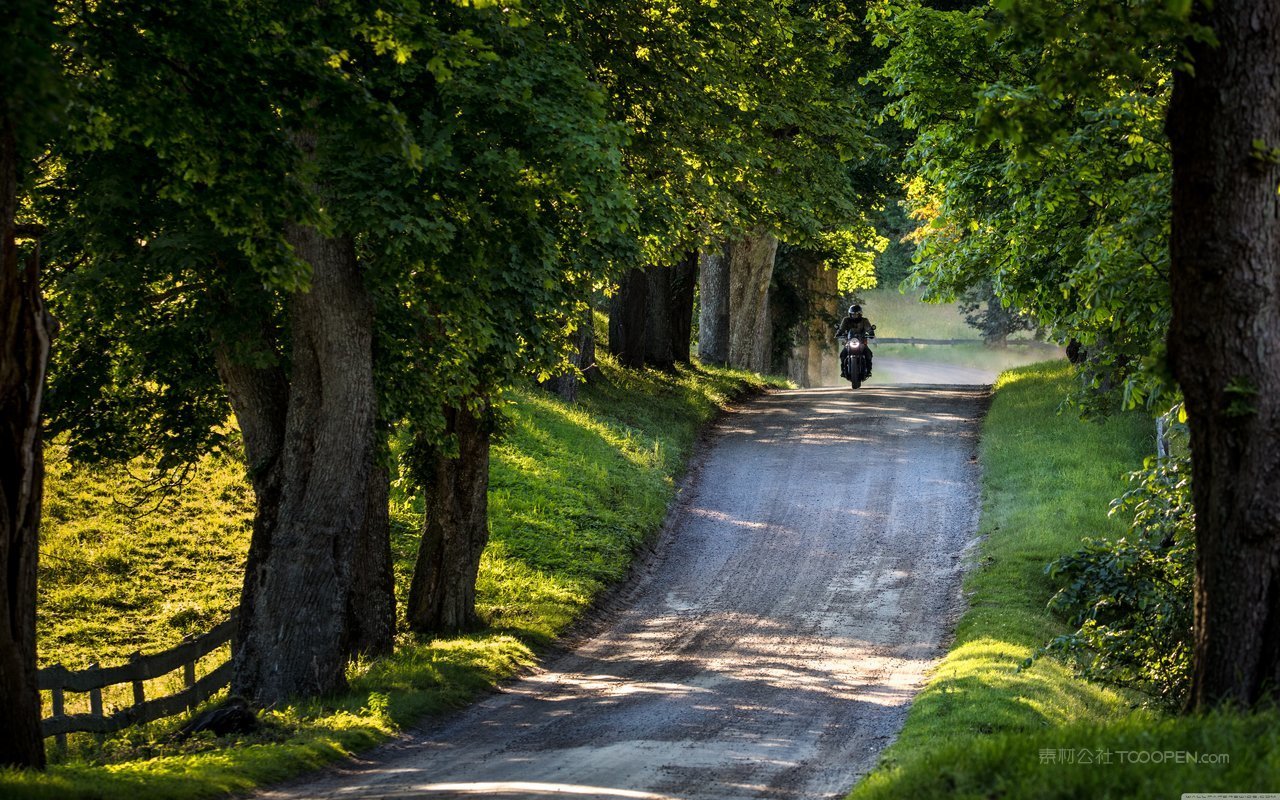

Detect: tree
[697,245,732,365]
[563,0,877,372]
[358,8,636,633]
[958,280,1037,347]
[1167,0,1280,709]
[0,0,61,769]
[727,232,782,372]
[41,0,429,702]
[871,0,1178,410]
[878,0,1280,708]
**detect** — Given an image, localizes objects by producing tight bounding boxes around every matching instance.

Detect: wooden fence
[875,337,1057,346]
[39,612,238,747]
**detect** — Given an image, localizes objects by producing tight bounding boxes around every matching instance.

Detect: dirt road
[263,382,987,800]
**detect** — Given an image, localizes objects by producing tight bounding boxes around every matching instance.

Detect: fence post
[128,651,145,716]
[88,662,104,742]
[182,634,197,711]
[1156,416,1170,459]
[50,681,67,751]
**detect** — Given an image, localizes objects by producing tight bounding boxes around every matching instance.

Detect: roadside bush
[1043,438,1194,707]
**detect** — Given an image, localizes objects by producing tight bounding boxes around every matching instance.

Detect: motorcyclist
[836,304,875,378]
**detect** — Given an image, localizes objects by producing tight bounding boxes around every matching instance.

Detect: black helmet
[849,304,862,314]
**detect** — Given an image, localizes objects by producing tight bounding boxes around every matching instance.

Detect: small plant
[1043,430,1194,707]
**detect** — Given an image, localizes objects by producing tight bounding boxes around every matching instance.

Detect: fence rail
[875,337,1056,346]
[40,612,238,746]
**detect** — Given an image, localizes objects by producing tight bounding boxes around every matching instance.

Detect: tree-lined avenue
[262,381,986,800]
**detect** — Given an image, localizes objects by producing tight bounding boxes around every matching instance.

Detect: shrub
[1043,433,1194,707]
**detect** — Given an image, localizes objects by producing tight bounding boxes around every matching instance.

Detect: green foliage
[868,0,1196,410]
[871,199,918,287]
[1044,443,1194,707]
[1,0,63,169]
[538,0,885,263]
[41,1,642,458]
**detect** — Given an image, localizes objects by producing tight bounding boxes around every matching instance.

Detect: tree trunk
[669,251,698,366]
[783,252,839,388]
[345,459,394,657]
[787,320,811,387]
[579,307,600,384]
[231,206,378,704]
[727,231,778,373]
[0,122,50,768]
[1167,0,1280,710]
[541,309,596,402]
[608,267,649,369]
[406,403,491,633]
[697,245,730,366]
[643,265,675,370]
[213,326,287,691]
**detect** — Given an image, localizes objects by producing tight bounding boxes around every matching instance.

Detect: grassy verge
[849,361,1280,799]
[5,349,784,800]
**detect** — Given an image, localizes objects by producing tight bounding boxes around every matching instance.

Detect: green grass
[849,361,1280,799]
[8,340,784,799]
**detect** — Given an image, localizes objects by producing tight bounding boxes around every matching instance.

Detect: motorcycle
[838,327,875,389]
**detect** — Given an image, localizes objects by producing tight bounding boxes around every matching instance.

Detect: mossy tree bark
[608,267,649,369]
[407,402,491,633]
[1168,0,1280,710]
[667,251,698,366]
[697,244,731,366]
[727,231,778,373]
[225,168,382,703]
[0,124,51,769]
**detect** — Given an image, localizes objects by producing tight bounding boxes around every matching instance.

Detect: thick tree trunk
[231,208,378,704]
[643,265,675,370]
[697,245,730,366]
[787,322,811,387]
[345,460,394,657]
[213,329,287,688]
[811,261,840,387]
[784,252,838,388]
[727,231,778,373]
[541,309,596,402]
[669,251,698,366]
[608,268,649,369]
[0,122,50,768]
[1167,0,1280,710]
[406,403,491,633]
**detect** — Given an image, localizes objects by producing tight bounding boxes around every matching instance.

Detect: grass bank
[5,350,784,800]
[849,361,1280,799]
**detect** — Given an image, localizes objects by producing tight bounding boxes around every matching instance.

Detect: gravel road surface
[262,380,987,800]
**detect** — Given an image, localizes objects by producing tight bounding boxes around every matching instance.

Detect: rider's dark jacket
[836,314,875,339]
